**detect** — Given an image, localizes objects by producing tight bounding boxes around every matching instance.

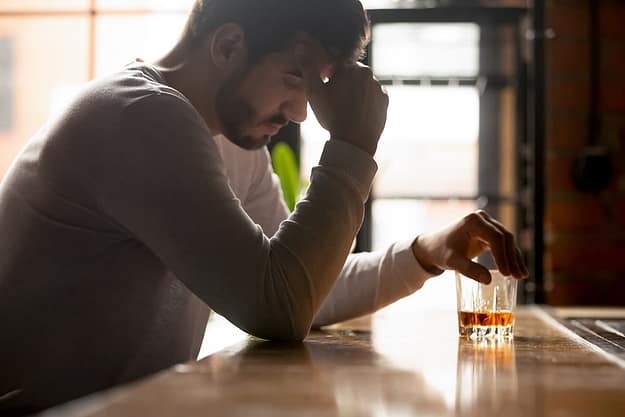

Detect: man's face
[215,43,334,150]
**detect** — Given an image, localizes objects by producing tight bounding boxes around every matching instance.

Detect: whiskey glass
[455,270,518,340]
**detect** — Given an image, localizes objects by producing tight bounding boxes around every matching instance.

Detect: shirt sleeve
[243,142,440,328]
[87,93,376,341]
[242,147,290,237]
[312,239,440,328]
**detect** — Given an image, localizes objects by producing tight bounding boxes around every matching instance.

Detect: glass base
[459,324,514,340]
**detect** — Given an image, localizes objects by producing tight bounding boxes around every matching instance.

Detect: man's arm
[312,240,439,327]
[244,148,442,328]
[89,94,375,341]
[312,209,530,327]
[86,54,389,342]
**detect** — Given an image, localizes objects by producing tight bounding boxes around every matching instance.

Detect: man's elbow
[268,326,309,342]
[243,314,312,342]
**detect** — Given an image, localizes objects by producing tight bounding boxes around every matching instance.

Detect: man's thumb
[451,255,492,284]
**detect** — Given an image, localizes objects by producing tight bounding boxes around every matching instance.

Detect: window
[94,14,187,77]
[374,85,478,198]
[372,23,479,77]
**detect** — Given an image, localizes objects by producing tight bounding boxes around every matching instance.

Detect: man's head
[181,0,370,149]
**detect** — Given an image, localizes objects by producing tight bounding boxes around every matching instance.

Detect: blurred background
[1,0,624,352]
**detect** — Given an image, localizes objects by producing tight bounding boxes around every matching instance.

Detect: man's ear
[210,23,247,71]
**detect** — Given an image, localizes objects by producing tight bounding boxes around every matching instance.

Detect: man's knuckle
[465,212,480,224]
[476,209,488,218]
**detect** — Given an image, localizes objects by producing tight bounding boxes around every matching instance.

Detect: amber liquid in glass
[458,311,514,327]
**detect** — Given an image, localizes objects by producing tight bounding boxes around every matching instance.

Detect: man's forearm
[312,238,441,328]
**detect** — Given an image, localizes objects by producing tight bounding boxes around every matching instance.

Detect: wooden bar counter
[42,306,625,416]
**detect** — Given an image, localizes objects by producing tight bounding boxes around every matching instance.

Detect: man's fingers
[475,211,526,278]
[449,254,492,284]
[474,211,514,277]
[478,211,520,276]
[466,213,511,276]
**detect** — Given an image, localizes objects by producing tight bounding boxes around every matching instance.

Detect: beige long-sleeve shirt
[0,63,434,412]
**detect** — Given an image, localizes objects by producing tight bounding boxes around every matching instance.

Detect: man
[0,0,527,414]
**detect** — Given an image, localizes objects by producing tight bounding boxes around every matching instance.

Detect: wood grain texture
[42,307,625,417]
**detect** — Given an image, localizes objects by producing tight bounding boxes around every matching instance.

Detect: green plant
[271,142,302,212]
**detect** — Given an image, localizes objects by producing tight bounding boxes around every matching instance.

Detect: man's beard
[215,69,287,151]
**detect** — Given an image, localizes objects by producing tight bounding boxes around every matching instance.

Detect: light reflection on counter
[371,307,460,413]
[42,308,625,417]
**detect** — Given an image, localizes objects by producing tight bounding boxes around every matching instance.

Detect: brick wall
[544,0,625,305]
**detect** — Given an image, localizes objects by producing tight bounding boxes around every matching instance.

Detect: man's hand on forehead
[295,39,388,156]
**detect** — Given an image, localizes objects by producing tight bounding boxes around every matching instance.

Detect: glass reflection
[455,338,520,417]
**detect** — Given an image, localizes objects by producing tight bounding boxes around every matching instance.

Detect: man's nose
[281,89,308,124]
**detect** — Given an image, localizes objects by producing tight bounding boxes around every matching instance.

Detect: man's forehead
[291,32,349,78]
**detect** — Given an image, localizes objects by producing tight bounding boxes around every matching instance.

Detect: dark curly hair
[183,0,370,64]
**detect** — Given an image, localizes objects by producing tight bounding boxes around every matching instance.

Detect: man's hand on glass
[411,210,529,284]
